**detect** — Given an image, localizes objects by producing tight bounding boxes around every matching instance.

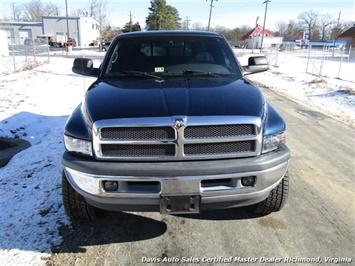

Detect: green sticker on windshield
[155,67,164,72]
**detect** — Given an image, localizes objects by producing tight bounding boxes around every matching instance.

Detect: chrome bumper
[63,147,290,212]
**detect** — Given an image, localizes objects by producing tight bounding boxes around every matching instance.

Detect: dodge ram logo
[174,118,184,128]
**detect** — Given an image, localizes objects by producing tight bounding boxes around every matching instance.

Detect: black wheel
[62,170,101,221]
[252,171,289,214]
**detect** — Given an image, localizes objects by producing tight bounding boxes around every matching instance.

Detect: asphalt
[0,137,31,167]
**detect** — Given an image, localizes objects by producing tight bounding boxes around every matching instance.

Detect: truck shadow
[174,207,266,220]
[53,211,167,253]
[53,207,265,254]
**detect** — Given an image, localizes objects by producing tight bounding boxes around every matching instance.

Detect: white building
[42,16,100,47]
[0,21,43,45]
[0,16,100,47]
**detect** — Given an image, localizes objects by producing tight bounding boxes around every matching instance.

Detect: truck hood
[83,77,265,123]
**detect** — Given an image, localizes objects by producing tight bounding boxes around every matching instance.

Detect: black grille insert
[184,124,255,139]
[101,127,175,140]
[101,144,175,157]
[184,141,255,155]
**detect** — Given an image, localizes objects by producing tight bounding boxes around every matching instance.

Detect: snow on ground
[0,49,354,265]
[237,49,355,127]
[0,55,98,265]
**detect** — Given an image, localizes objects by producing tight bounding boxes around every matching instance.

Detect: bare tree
[274,20,287,37]
[70,9,88,17]
[331,20,353,39]
[22,0,43,22]
[87,0,98,18]
[319,13,335,40]
[21,0,60,22]
[71,0,106,19]
[297,10,319,39]
[10,3,23,21]
[94,0,109,45]
[101,24,121,41]
[284,20,303,39]
[70,0,110,47]
[43,2,61,16]
[190,22,206,31]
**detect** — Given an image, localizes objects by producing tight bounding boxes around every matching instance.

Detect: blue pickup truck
[62,30,290,221]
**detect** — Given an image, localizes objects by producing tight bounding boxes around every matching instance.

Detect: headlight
[64,135,93,156]
[262,131,286,154]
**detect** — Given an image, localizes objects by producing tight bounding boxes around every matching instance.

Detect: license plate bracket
[160,195,200,214]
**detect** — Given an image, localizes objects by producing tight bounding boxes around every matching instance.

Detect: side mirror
[243,56,269,75]
[72,58,99,77]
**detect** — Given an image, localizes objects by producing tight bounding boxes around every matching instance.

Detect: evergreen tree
[122,22,142,33]
[145,0,181,30]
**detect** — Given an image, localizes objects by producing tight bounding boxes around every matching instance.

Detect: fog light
[241,176,255,187]
[103,181,118,191]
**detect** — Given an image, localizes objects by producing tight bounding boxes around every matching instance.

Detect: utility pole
[184,16,191,30]
[332,11,341,57]
[65,0,70,50]
[207,0,218,31]
[260,0,270,51]
[130,11,133,32]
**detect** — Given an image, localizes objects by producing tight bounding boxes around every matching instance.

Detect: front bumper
[62,147,290,212]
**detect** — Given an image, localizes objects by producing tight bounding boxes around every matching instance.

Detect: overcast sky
[1,0,354,30]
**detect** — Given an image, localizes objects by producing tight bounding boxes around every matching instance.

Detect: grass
[309,78,327,84]
[18,60,49,72]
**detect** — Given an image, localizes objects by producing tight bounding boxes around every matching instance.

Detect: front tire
[252,171,289,214]
[62,170,101,221]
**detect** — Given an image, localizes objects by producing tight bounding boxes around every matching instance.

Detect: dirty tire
[62,170,101,221]
[252,171,289,214]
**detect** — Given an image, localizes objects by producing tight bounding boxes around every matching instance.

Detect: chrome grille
[93,116,262,161]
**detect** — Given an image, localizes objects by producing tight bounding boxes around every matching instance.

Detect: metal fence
[305,45,353,80]
[1,43,50,75]
[262,44,354,82]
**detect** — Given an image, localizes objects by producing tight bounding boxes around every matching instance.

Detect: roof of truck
[115,30,223,38]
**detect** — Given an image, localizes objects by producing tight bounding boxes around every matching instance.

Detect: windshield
[103,35,241,79]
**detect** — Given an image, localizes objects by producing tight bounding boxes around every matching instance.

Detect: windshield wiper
[185,70,222,78]
[165,70,222,78]
[106,71,162,80]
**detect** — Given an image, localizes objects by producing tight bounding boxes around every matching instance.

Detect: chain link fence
[1,41,50,75]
